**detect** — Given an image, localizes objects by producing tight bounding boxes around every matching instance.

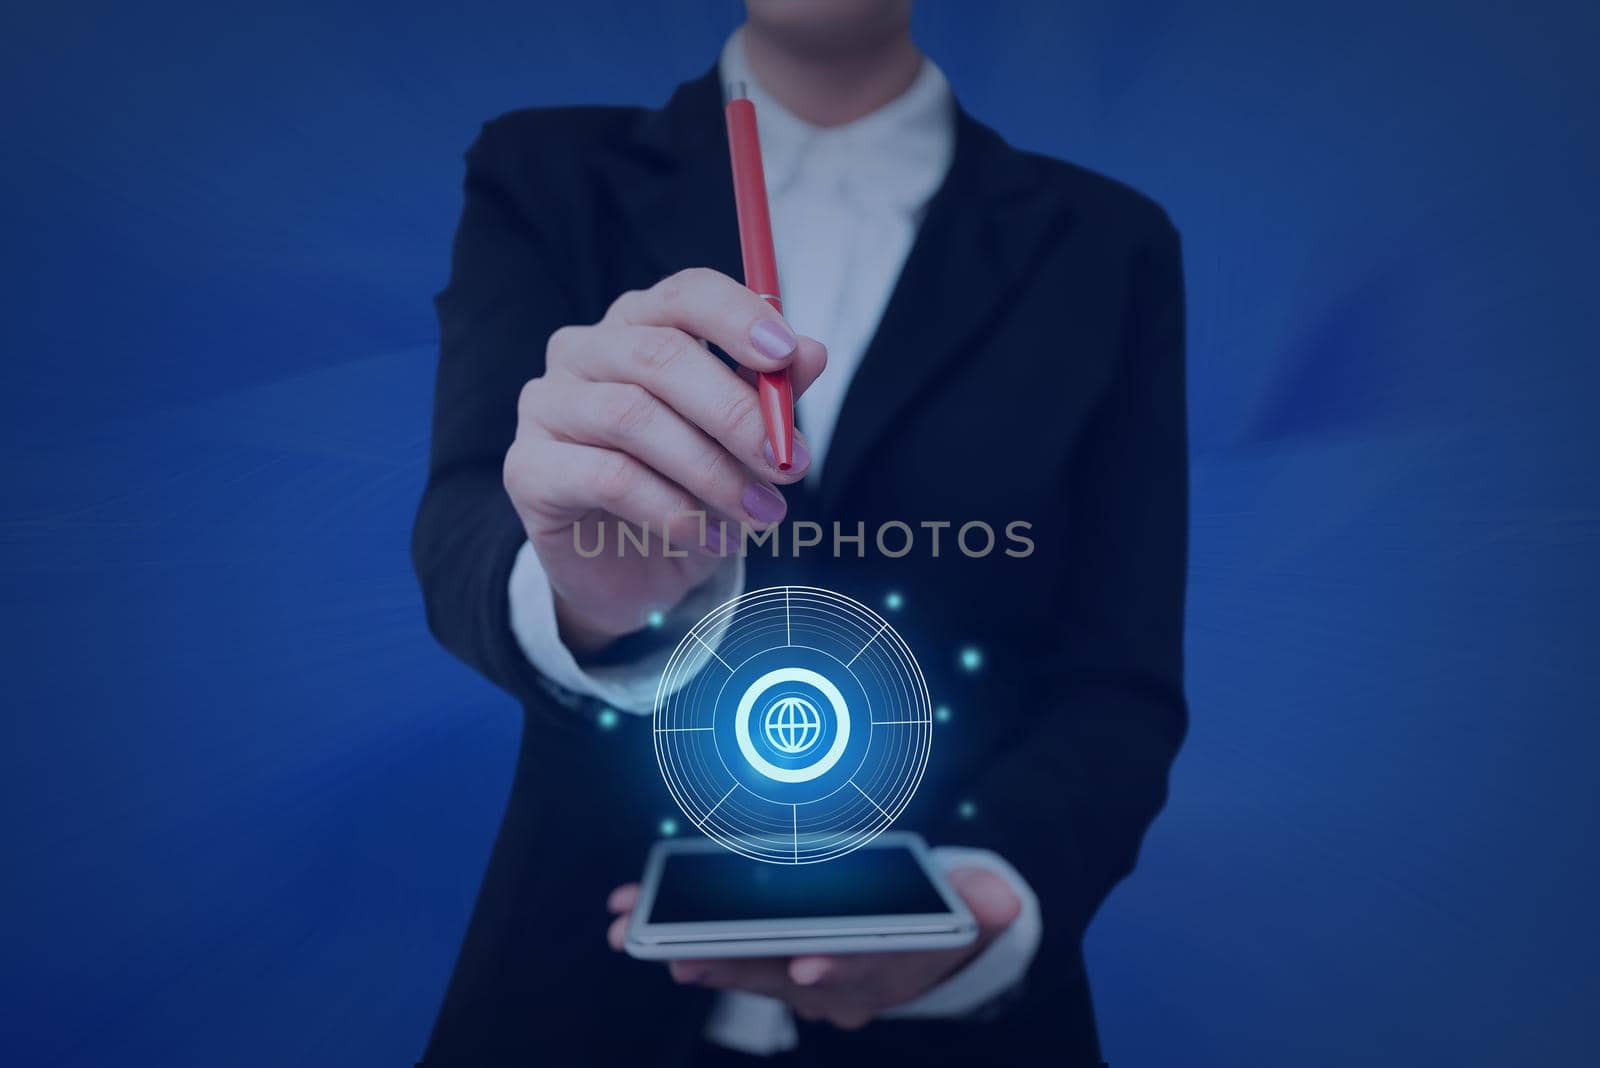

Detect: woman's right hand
[503,267,827,654]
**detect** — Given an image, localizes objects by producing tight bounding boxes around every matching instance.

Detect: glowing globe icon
[762,696,823,756]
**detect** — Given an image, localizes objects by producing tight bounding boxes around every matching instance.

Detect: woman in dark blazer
[412,2,1186,1064]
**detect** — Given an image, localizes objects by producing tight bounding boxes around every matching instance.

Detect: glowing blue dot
[958,800,977,820]
[935,704,952,723]
[596,707,619,730]
[659,817,679,837]
[959,646,984,672]
[885,591,904,611]
[646,609,666,628]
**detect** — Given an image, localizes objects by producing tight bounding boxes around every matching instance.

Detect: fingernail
[742,483,786,524]
[764,436,811,472]
[750,318,798,361]
[698,523,729,556]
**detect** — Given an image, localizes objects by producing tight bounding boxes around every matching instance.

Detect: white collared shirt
[506,29,1041,1055]
[733,28,954,475]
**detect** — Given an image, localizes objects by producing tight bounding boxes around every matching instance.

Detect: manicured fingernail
[750,318,798,361]
[742,483,786,524]
[698,523,729,556]
[764,436,811,472]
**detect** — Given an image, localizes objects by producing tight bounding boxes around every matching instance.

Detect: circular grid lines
[653,586,933,864]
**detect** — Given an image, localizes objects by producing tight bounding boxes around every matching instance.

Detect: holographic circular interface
[653,586,933,864]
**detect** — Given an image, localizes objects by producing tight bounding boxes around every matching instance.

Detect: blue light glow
[885,590,904,611]
[959,646,983,672]
[958,800,977,820]
[646,609,666,628]
[597,707,619,730]
[935,704,952,723]
[655,586,933,864]
[659,817,679,837]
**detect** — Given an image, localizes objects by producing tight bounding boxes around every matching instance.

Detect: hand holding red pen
[504,90,818,655]
[504,268,827,654]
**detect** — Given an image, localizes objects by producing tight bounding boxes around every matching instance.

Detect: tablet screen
[646,843,951,923]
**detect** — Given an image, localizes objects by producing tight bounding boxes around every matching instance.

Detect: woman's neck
[740,24,924,127]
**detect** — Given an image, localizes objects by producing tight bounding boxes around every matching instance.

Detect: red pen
[724,84,797,471]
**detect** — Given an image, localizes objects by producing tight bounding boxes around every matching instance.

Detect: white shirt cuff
[704,991,798,1057]
[506,541,744,714]
[704,846,1041,1053]
[884,846,1042,1018]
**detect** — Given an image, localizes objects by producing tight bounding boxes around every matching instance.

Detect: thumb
[946,866,1022,937]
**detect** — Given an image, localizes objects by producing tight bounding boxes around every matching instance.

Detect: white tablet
[625,832,978,960]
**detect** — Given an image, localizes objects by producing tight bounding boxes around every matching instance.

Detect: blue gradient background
[3,2,1596,1064]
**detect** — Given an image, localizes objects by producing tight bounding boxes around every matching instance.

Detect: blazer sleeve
[411,119,582,715]
[940,215,1189,954]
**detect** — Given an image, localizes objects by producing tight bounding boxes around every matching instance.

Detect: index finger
[608,267,800,373]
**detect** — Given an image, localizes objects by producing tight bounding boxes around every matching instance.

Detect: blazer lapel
[611,72,1072,516]
[819,111,1074,513]
[613,67,745,286]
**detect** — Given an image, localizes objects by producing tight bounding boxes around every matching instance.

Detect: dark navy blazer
[413,65,1187,1068]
